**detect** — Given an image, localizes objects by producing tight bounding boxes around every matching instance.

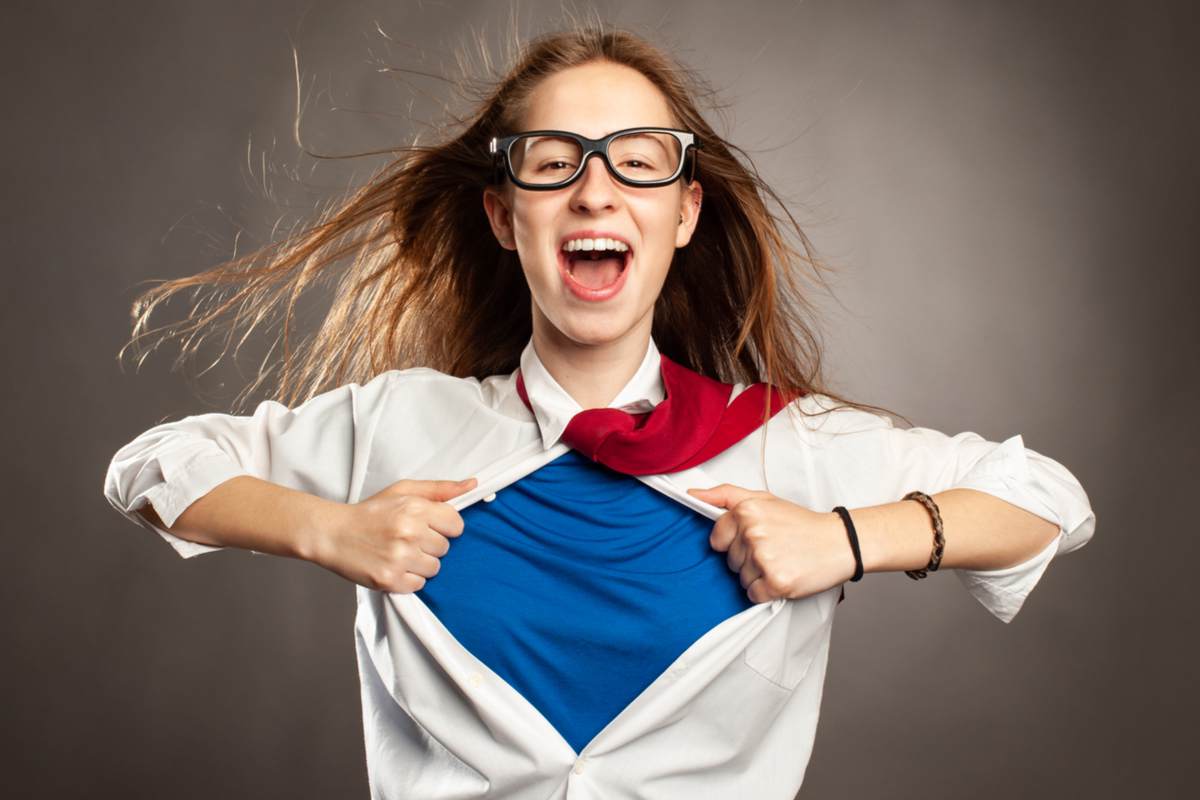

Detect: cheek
[509,207,560,293]
[632,195,682,237]
[630,200,682,266]
[510,198,557,241]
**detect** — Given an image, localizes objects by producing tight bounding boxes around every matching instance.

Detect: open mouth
[562,247,631,290]
[558,236,633,295]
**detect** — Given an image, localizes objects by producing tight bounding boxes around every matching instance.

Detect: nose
[568,153,619,214]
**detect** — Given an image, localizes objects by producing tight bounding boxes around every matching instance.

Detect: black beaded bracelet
[831,506,864,582]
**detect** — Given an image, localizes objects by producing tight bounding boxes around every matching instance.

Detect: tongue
[570,255,624,289]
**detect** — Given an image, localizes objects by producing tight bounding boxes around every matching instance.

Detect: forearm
[849,488,1061,574]
[139,475,343,562]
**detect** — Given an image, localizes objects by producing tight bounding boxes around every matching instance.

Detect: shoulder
[719,383,898,453]
[358,365,526,420]
[359,366,482,404]
[779,391,899,440]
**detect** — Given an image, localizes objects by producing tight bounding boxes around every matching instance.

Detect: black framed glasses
[489,127,700,190]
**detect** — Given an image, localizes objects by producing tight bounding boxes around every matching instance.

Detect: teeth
[562,237,630,253]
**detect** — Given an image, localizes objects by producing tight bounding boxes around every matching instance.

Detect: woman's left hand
[687,484,858,603]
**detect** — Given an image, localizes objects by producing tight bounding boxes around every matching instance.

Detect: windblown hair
[125,20,906,430]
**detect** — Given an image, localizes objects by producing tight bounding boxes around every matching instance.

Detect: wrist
[850,505,887,574]
[293,496,354,565]
[827,510,864,581]
[849,501,934,574]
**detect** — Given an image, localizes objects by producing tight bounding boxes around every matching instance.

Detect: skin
[482,60,703,410]
[478,59,1060,604]
[162,60,1061,601]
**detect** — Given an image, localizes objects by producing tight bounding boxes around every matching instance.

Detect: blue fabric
[416,448,755,754]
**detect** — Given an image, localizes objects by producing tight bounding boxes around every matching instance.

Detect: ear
[482,185,518,251]
[674,179,703,248]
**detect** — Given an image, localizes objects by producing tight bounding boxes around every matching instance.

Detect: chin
[557,320,631,346]
[539,308,641,349]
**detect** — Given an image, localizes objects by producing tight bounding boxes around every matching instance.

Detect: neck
[531,316,652,410]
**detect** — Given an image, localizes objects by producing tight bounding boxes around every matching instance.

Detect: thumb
[687,483,756,509]
[376,477,477,502]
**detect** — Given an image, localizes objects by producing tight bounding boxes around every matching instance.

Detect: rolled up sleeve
[800,399,1096,624]
[103,372,398,558]
[946,432,1096,623]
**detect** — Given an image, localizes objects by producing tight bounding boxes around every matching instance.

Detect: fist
[688,483,855,603]
[316,477,478,593]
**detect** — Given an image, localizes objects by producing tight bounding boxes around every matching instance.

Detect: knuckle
[748,548,769,569]
[387,539,414,562]
[397,495,427,514]
[733,504,757,523]
[370,566,397,590]
[395,518,423,540]
[744,523,767,541]
[765,571,792,595]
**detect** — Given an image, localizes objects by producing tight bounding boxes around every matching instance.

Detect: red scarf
[515,351,802,476]
[517,353,847,605]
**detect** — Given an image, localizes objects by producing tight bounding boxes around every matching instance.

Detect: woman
[104,25,1095,799]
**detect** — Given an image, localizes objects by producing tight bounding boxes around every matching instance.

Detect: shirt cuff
[947,434,1097,623]
[110,451,249,559]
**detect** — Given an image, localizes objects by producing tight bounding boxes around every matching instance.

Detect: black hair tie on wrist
[832,506,864,582]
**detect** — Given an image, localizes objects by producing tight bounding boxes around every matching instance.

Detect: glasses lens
[507,132,685,186]
[508,134,583,186]
[609,131,683,183]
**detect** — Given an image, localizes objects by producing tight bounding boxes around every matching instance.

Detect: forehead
[519,61,678,137]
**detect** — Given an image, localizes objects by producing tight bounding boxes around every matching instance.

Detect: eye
[620,157,656,171]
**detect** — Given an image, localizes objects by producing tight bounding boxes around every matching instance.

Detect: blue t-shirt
[416,448,755,754]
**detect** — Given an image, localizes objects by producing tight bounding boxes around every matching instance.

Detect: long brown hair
[124,20,907,431]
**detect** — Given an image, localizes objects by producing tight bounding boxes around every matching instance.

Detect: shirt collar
[518,335,667,450]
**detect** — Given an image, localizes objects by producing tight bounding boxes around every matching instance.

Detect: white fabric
[103,334,1096,798]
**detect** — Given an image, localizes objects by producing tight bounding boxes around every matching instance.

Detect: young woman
[104,25,1096,799]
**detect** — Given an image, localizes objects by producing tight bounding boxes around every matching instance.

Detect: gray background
[3,0,1195,797]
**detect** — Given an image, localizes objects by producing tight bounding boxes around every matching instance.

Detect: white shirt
[104,335,1096,799]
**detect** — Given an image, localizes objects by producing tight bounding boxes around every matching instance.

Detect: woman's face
[483,60,702,349]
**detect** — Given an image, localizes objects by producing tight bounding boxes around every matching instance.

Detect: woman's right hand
[312,477,479,593]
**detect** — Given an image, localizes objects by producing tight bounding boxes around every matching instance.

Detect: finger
[380,572,426,594]
[417,528,452,558]
[405,549,443,579]
[688,483,759,509]
[424,501,468,539]
[739,558,763,592]
[380,477,478,502]
[708,511,738,553]
[745,575,773,604]
[726,530,747,573]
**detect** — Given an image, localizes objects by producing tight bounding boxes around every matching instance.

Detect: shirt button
[483,492,497,502]
[467,672,483,687]
[572,757,588,775]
